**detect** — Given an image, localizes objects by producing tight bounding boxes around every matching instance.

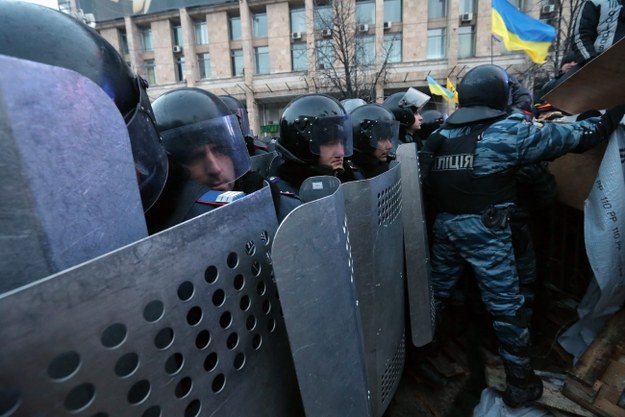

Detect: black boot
[502,361,543,408]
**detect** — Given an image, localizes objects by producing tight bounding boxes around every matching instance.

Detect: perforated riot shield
[396,143,435,347]
[272,187,372,417]
[0,186,304,417]
[342,163,406,417]
[0,55,147,294]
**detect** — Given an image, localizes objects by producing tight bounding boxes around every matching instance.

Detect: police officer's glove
[598,104,625,139]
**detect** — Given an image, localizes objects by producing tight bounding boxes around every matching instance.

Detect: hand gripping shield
[396,143,435,346]
[0,186,304,417]
[272,186,372,417]
[341,163,406,416]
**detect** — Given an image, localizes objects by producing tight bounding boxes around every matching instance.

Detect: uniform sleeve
[570,0,601,62]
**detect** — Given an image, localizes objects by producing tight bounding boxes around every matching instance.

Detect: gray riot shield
[0,186,304,417]
[396,143,435,347]
[342,163,406,417]
[299,175,341,203]
[249,152,277,178]
[0,56,147,294]
[272,187,372,417]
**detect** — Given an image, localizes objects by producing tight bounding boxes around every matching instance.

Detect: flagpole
[491,35,494,64]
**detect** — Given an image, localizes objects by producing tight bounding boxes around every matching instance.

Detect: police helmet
[418,110,447,140]
[219,95,251,137]
[341,98,367,113]
[0,0,168,211]
[278,94,353,164]
[382,88,430,128]
[350,104,399,154]
[152,88,250,189]
[447,64,510,124]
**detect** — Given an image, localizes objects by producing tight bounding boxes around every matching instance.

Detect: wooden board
[543,37,625,114]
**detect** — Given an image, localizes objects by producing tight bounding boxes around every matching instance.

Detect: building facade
[73,0,556,137]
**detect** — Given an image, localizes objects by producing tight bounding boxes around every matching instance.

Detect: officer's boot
[502,360,543,408]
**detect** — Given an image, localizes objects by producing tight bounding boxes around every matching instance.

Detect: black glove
[598,104,625,138]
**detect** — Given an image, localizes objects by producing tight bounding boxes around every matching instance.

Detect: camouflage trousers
[430,212,532,368]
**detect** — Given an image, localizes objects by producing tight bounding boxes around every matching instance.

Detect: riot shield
[396,143,435,347]
[299,175,341,203]
[0,55,147,294]
[272,187,372,417]
[342,163,406,417]
[0,186,304,417]
[249,152,277,178]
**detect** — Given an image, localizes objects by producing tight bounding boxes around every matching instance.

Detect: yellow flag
[446,78,459,104]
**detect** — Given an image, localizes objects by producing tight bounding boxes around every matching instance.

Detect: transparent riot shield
[0,56,147,294]
[0,186,304,417]
[396,143,435,347]
[272,186,372,417]
[342,163,406,417]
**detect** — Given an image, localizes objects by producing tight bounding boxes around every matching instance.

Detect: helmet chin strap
[275,141,308,165]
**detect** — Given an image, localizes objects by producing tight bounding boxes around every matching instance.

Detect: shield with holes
[272,186,372,417]
[0,55,147,294]
[342,163,406,417]
[396,143,435,347]
[0,186,304,417]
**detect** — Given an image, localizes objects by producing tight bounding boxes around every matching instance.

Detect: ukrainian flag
[426,76,455,103]
[491,0,556,64]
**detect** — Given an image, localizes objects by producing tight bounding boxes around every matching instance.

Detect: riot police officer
[383,88,431,147]
[349,104,400,179]
[340,98,367,113]
[273,93,354,213]
[417,110,447,143]
[420,64,625,408]
[152,88,281,225]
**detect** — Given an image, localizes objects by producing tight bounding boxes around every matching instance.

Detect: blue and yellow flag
[491,0,556,64]
[426,76,455,103]
[446,78,459,104]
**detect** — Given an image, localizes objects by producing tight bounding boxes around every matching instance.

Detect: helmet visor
[234,107,251,136]
[126,80,169,212]
[294,114,353,157]
[161,114,250,189]
[360,118,400,150]
[399,87,430,113]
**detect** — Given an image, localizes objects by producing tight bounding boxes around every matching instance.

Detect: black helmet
[0,0,168,211]
[219,95,251,137]
[278,94,353,164]
[350,104,399,154]
[447,64,510,124]
[382,88,430,128]
[418,110,447,140]
[341,98,367,113]
[152,88,250,190]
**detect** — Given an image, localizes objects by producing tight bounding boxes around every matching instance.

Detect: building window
[292,43,308,71]
[230,16,241,40]
[384,0,402,22]
[459,0,475,14]
[316,39,333,69]
[290,7,306,33]
[255,46,269,74]
[145,59,156,85]
[509,0,525,9]
[315,4,333,31]
[253,12,267,38]
[427,28,447,59]
[458,26,475,58]
[428,0,447,19]
[175,57,186,82]
[232,49,244,76]
[356,0,375,25]
[172,24,183,47]
[384,33,402,63]
[357,35,375,65]
[198,53,211,79]
[119,30,129,54]
[194,19,208,45]
[141,27,153,52]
